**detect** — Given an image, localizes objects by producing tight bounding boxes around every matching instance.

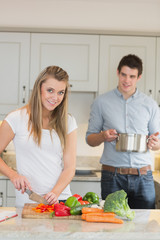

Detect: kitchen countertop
[0,172,101,182]
[0,208,160,240]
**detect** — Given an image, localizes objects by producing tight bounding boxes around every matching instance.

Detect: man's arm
[87,129,118,147]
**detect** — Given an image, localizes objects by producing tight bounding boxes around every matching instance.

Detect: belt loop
[137,168,141,176]
[114,167,117,176]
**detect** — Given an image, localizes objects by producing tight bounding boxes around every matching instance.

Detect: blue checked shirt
[86,88,160,168]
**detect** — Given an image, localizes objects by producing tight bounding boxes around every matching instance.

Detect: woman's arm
[44,129,77,204]
[0,120,32,193]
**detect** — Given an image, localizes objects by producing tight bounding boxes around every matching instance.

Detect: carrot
[82,207,104,214]
[81,212,116,220]
[85,215,123,224]
[81,214,86,220]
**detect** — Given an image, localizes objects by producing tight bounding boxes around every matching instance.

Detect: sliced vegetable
[32,203,54,213]
[85,215,124,224]
[83,192,99,204]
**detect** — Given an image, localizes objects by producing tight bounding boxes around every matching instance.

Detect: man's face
[117,66,141,98]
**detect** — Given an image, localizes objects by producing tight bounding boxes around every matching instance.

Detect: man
[86,54,160,209]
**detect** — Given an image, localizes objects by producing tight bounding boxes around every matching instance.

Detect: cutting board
[22,203,81,219]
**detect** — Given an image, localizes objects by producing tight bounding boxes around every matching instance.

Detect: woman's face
[41,77,66,114]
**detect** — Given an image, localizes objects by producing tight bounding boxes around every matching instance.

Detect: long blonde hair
[27,66,69,147]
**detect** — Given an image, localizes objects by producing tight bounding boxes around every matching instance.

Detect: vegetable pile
[32,190,135,223]
[104,190,135,220]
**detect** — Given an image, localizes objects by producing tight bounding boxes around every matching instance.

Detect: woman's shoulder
[5,107,28,120]
[67,114,77,133]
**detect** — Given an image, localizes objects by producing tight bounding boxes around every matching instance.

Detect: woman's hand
[44,191,59,205]
[147,132,160,150]
[10,172,32,194]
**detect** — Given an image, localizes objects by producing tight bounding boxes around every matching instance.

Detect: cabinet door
[0,32,30,119]
[99,36,156,98]
[156,38,160,107]
[7,180,15,197]
[30,33,99,92]
[0,180,7,207]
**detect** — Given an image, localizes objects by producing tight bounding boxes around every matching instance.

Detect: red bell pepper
[72,194,82,201]
[54,203,71,217]
[55,209,71,216]
[78,200,90,205]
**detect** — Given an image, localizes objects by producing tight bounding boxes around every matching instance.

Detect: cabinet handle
[69,84,73,88]
[22,86,26,104]
[0,192,3,207]
[158,90,160,107]
[148,89,152,98]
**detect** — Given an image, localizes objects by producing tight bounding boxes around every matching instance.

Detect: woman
[0,66,77,207]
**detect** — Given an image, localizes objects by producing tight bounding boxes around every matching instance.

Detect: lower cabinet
[6,180,16,207]
[70,181,101,199]
[0,179,16,207]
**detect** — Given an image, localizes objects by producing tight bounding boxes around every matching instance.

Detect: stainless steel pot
[116,133,148,153]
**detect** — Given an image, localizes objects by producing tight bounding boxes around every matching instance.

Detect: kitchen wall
[68,92,103,157]
[0,0,160,159]
[0,0,160,34]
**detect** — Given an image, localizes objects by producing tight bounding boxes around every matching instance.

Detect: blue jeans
[101,169,155,209]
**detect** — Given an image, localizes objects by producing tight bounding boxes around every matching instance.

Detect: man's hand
[103,129,118,142]
[147,132,160,151]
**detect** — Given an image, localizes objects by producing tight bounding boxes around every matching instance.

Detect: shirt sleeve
[86,97,103,141]
[67,114,77,134]
[4,110,20,134]
[148,101,160,138]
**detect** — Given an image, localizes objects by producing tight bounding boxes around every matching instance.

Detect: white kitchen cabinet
[0,32,30,120]
[0,180,7,207]
[99,35,156,98]
[0,178,15,207]
[156,38,160,107]
[30,33,99,92]
[6,180,15,207]
[70,180,101,199]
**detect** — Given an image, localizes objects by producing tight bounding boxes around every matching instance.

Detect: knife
[25,189,48,205]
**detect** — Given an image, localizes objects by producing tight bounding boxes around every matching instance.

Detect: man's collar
[114,87,139,99]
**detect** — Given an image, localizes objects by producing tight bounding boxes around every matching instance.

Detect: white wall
[1,0,160,157]
[68,92,103,157]
[0,0,160,34]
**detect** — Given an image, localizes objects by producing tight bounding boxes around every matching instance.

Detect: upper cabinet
[156,38,160,107]
[30,33,99,92]
[99,35,156,98]
[0,32,30,119]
